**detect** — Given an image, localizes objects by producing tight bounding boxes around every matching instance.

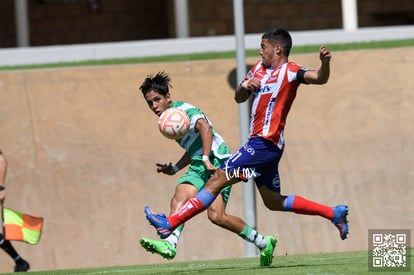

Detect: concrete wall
[1,0,414,47]
[0,46,413,272]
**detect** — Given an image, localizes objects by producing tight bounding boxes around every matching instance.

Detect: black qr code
[369,229,411,271]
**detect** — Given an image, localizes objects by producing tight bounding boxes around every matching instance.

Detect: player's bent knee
[207,210,226,226]
[262,195,285,211]
[264,203,284,211]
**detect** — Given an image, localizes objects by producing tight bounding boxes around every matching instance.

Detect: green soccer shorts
[177,156,231,203]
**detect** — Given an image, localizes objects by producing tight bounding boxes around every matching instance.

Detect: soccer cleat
[332,205,349,240]
[144,206,173,238]
[260,236,277,267]
[14,259,30,272]
[140,238,176,260]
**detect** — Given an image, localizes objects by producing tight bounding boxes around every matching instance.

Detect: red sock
[284,195,334,221]
[168,196,207,229]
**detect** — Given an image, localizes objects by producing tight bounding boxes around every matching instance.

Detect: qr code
[369,229,411,272]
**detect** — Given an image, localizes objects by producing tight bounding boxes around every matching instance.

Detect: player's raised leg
[140,225,183,260]
[283,195,349,240]
[145,171,228,237]
[258,188,349,240]
[145,188,215,238]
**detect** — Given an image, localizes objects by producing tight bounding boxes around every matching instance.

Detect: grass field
[3,249,411,275]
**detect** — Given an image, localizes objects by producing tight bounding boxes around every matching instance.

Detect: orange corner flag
[2,207,43,245]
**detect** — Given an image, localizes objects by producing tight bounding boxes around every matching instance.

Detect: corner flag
[2,207,43,245]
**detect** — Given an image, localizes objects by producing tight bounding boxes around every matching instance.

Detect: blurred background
[1,0,413,48]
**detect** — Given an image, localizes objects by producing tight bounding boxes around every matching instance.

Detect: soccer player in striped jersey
[139,71,276,266]
[145,29,349,252]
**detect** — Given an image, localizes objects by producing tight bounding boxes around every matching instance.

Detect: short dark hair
[262,28,292,56]
[139,71,171,96]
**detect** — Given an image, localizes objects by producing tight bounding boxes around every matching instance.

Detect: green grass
[1,38,414,71]
[4,249,412,275]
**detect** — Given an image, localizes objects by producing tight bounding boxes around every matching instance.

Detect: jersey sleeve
[240,60,262,87]
[287,62,309,84]
[185,105,205,132]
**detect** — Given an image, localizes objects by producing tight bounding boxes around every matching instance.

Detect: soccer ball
[158,108,190,139]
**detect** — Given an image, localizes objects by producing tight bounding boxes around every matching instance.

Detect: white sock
[165,228,181,248]
[248,230,267,249]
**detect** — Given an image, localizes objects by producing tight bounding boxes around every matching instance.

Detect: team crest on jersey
[243,143,255,155]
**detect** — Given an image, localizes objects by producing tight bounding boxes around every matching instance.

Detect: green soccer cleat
[140,238,176,260]
[260,236,277,267]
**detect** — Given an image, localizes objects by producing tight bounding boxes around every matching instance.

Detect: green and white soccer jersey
[172,101,232,202]
[171,101,231,160]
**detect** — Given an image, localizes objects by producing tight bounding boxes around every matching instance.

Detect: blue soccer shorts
[220,136,283,192]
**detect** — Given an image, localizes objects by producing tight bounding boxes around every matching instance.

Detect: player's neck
[267,61,288,70]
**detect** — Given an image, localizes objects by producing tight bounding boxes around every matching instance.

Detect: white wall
[1,25,414,66]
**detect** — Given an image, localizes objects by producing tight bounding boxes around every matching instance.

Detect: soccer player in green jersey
[139,71,276,266]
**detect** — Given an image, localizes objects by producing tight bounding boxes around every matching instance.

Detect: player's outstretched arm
[304,45,331,85]
[175,151,192,171]
[156,152,191,175]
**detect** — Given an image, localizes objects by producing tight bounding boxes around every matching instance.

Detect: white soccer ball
[158,108,190,139]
